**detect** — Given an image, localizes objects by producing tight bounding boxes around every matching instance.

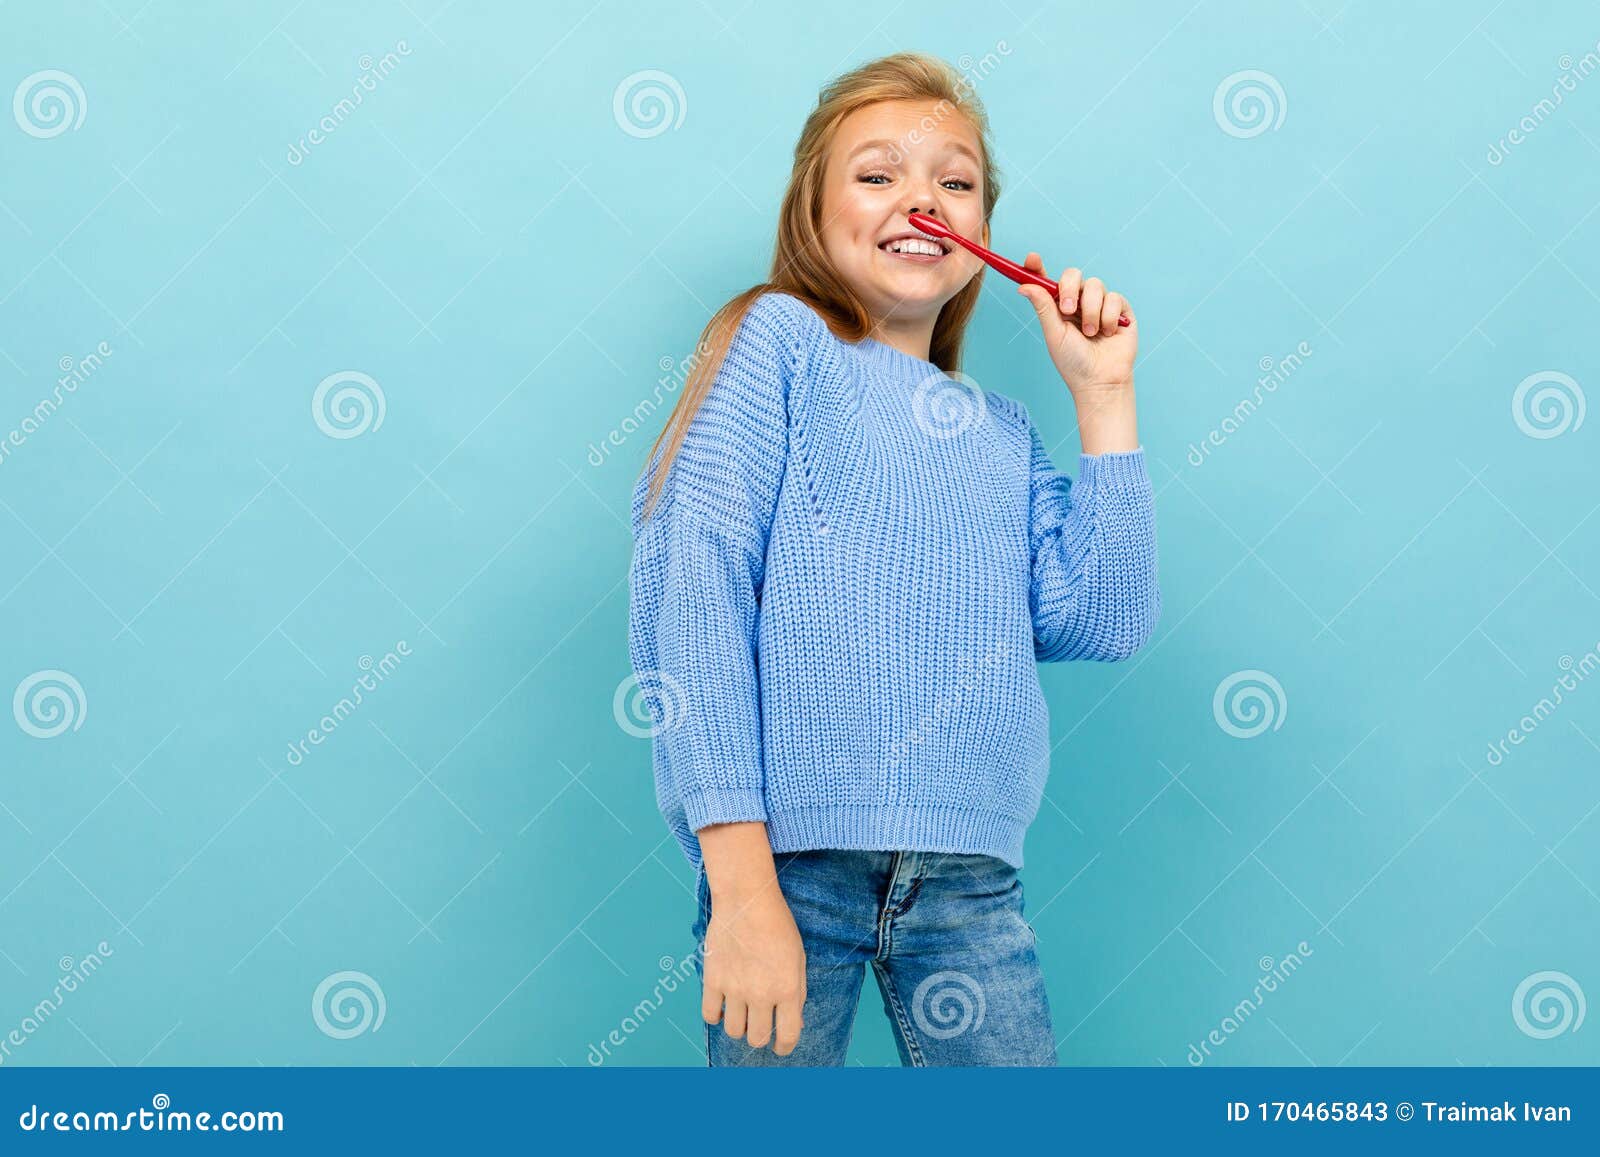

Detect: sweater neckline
[848,335,945,383]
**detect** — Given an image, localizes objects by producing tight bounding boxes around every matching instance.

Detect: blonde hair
[638,52,1003,518]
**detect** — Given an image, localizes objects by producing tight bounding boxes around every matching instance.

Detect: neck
[869,315,936,364]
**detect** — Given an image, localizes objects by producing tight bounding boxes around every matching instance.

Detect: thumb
[1018,284,1062,330]
[1018,284,1079,347]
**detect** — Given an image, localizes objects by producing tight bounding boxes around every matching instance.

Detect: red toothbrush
[907,212,1131,326]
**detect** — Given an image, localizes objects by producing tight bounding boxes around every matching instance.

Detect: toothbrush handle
[939,225,1132,326]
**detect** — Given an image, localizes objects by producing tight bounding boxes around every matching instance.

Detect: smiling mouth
[878,231,951,261]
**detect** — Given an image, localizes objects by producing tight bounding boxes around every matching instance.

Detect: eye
[942,178,975,191]
[857,171,891,184]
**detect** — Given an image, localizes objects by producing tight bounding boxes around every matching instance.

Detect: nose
[903,178,942,222]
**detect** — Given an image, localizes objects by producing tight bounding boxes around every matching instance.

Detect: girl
[628,52,1160,1066]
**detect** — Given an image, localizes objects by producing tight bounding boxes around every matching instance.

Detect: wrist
[1071,374,1134,401]
[698,820,783,904]
[710,871,786,909]
[1072,381,1139,455]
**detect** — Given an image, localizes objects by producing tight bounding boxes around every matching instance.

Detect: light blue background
[2,0,1597,1067]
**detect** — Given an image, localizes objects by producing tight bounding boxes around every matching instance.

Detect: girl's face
[818,99,986,328]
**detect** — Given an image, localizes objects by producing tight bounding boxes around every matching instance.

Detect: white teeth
[886,238,944,256]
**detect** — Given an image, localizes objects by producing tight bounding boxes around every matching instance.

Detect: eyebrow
[846,137,981,164]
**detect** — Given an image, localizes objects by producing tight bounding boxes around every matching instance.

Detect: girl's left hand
[1016,253,1137,399]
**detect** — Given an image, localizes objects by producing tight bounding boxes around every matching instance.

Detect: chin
[873,280,956,319]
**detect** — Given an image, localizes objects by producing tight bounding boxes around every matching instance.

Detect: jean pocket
[953,852,1021,899]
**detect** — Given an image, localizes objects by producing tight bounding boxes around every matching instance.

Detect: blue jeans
[690,848,1057,1066]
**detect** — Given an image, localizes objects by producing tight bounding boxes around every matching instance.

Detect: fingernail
[1064,298,1076,312]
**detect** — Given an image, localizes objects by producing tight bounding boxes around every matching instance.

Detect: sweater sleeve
[627,296,796,839]
[1028,425,1162,663]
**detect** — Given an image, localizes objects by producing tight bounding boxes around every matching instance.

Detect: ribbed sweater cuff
[1077,447,1150,490]
[682,787,769,832]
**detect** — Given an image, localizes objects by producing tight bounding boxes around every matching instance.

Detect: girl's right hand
[702,883,807,1055]
[1016,252,1138,398]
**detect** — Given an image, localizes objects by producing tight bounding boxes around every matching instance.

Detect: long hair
[638,52,1003,519]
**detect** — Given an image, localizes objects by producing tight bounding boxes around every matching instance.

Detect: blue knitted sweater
[628,291,1161,871]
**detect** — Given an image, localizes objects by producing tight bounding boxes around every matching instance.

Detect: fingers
[1029,259,1130,335]
[1018,284,1069,341]
[720,997,747,1040]
[1079,276,1106,336]
[773,998,804,1056]
[1057,267,1083,316]
[704,982,805,1053]
[743,1002,775,1050]
[1101,290,1126,334]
